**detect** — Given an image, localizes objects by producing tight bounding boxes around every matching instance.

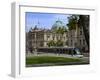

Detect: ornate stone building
[26,28,88,53]
[26,20,89,53]
[26,28,68,48]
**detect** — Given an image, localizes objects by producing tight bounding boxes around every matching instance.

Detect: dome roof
[52,20,65,30]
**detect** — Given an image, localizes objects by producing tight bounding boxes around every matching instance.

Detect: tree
[56,40,63,47]
[67,15,79,30]
[47,40,56,47]
[51,20,67,46]
[55,27,66,35]
[79,15,89,49]
[67,15,79,47]
[67,15,89,50]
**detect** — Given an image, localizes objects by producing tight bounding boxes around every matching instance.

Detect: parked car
[73,48,83,57]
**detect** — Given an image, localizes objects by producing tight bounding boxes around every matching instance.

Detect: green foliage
[47,40,56,47]
[67,15,79,30]
[56,40,63,47]
[47,40,64,47]
[55,27,66,35]
[52,20,67,34]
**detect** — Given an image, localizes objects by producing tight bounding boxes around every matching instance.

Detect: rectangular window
[80,31,82,35]
[53,36,54,40]
[71,40,73,46]
[47,35,50,40]
[83,39,85,45]
[80,40,81,45]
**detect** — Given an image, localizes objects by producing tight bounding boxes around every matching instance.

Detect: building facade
[26,26,89,53]
[26,18,89,54]
[26,29,67,48]
[67,27,89,52]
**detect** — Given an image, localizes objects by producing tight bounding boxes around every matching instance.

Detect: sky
[25,12,71,32]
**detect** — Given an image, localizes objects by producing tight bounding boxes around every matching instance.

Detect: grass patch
[26,56,81,65]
